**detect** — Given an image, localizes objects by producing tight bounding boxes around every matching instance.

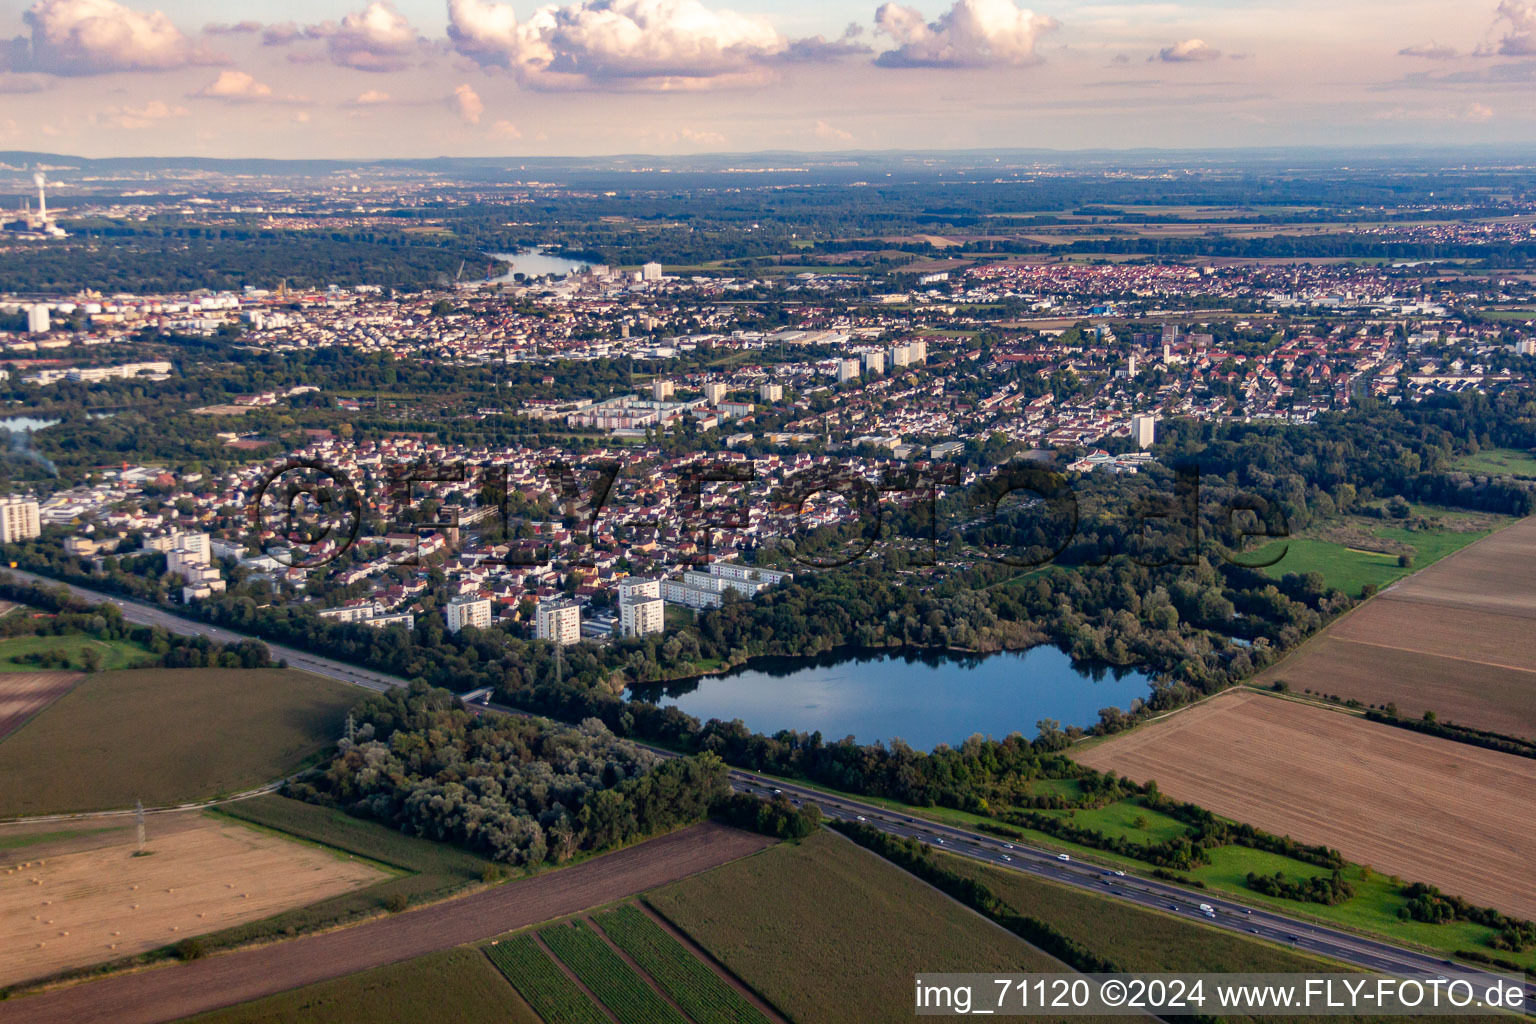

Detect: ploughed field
[0,811,385,987]
[1073,691,1536,920]
[1256,515,1536,739]
[0,672,81,743]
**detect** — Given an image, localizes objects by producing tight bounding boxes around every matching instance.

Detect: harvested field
[1256,515,1536,738]
[0,822,771,1024]
[1074,691,1536,920]
[0,812,385,987]
[0,672,81,742]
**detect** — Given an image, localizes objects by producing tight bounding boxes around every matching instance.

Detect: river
[629,646,1152,751]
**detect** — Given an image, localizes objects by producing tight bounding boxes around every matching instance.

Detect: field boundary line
[581,913,695,1023]
[532,928,623,1024]
[631,902,789,1024]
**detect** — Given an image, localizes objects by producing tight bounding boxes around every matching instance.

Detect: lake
[628,647,1153,751]
[487,248,590,281]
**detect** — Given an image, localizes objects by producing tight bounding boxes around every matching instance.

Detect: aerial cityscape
[0,0,1534,1022]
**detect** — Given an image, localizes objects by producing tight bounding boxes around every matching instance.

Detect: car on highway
[1001,855,1011,862]
[1057,853,1070,861]
[856,815,866,821]
[1112,870,1125,876]
[1003,843,1013,849]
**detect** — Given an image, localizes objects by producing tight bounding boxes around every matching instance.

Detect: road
[9,568,1534,1009]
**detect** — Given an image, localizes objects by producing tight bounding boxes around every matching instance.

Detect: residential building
[619,596,665,637]
[652,379,674,401]
[641,261,663,282]
[758,382,783,402]
[27,305,49,334]
[446,596,493,633]
[1132,414,1157,449]
[0,496,41,542]
[536,598,581,645]
[704,381,727,404]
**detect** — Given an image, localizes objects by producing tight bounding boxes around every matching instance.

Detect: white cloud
[1156,38,1221,63]
[814,119,853,141]
[873,0,1057,69]
[194,69,270,100]
[303,3,425,72]
[351,88,391,104]
[5,0,223,76]
[1398,42,1457,60]
[492,118,521,137]
[450,82,484,123]
[93,98,188,128]
[1493,0,1536,55]
[448,0,787,89]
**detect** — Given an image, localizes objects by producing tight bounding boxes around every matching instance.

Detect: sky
[0,0,1532,158]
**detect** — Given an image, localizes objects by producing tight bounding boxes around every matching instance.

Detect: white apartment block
[617,576,662,602]
[536,599,581,645]
[1133,414,1157,449]
[143,531,211,562]
[758,383,783,402]
[703,382,727,405]
[837,358,861,384]
[446,597,493,633]
[619,596,665,637]
[661,578,723,610]
[0,497,41,543]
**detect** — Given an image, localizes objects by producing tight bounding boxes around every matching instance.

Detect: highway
[9,568,1534,1009]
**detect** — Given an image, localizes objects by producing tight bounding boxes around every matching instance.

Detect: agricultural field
[184,947,536,1024]
[1074,691,1536,921]
[206,794,491,943]
[0,635,149,673]
[1256,515,1536,738]
[486,936,609,1024]
[941,854,1514,1024]
[1450,447,1536,477]
[595,904,773,1024]
[0,669,357,816]
[0,811,384,987]
[0,671,81,742]
[645,831,1068,1023]
[540,919,687,1024]
[0,823,771,1024]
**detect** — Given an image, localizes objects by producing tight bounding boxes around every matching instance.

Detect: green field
[540,920,688,1024]
[0,633,150,672]
[1248,537,1411,596]
[645,831,1070,1023]
[945,851,1342,975]
[486,935,609,1024]
[183,947,534,1024]
[1451,447,1536,477]
[210,794,491,938]
[594,905,770,1024]
[0,669,357,816]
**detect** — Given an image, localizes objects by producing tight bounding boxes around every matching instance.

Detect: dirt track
[0,672,82,743]
[0,822,772,1024]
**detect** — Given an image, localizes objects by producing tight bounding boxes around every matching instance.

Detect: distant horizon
[10,140,1536,168]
